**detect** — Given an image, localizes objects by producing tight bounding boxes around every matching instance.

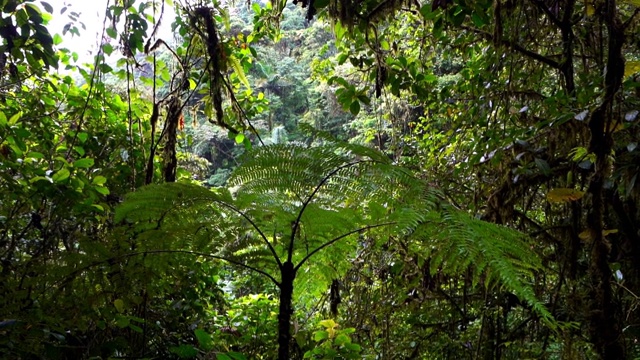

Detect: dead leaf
[547,188,585,203]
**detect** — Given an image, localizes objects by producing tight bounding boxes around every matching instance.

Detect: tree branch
[460,25,561,70]
[294,222,394,272]
[287,160,375,262]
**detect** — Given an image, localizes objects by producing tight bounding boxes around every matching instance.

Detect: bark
[277,261,296,360]
[586,1,626,357]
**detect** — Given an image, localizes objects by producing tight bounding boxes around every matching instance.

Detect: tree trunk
[586,1,626,357]
[277,261,295,360]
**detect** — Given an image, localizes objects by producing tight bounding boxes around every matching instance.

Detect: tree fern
[114,138,553,358]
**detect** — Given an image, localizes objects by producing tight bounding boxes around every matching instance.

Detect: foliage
[5,0,640,358]
[303,319,361,359]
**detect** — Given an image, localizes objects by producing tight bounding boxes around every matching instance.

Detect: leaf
[579,229,595,241]
[114,299,124,313]
[51,168,71,183]
[229,55,250,90]
[106,27,117,39]
[534,158,551,176]
[40,1,54,13]
[95,186,110,195]
[194,329,214,351]
[235,133,245,144]
[115,315,130,328]
[546,188,585,203]
[349,101,360,116]
[227,352,247,360]
[314,330,329,341]
[625,60,640,77]
[170,344,198,358]
[580,229,618,242]
[9,111,23,125]
[92,176,107,185]
[73,158,94,168]
[586,3,595,16]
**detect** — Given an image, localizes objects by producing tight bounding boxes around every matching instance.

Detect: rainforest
[1,0,640,359]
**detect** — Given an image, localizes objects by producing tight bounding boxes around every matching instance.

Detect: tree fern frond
[418,206,552,322]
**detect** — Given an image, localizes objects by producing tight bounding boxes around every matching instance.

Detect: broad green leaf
[0,111,6,126]
[106,27,117,39]
[115,315,129,328]
[92,176,107,185]
[52,168,70,183]
[235,133,245,144]
[9,111,23,125]
[73,158,94,168]
[95,186,110,195]
[77,132,88,143]
[314,330,329,341]
[349,101,360,116]
[194,329,214,351]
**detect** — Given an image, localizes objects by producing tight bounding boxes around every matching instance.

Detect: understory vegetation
[1,0,640,359]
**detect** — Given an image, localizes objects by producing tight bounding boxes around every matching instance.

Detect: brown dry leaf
[579,229,618,242]
[547,188,585,203]
[579,229,595,242]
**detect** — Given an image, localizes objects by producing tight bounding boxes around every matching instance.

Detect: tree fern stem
[277,261,296,360]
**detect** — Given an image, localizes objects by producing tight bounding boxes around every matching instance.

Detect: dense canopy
[1,0,640,359]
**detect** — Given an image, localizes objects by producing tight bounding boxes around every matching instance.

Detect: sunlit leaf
[92,176,107,185]
[625,60,640,77]
[51,168,70,183]
[73,158,94,168]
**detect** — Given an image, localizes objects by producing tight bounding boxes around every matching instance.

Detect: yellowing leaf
[579,229,594,242]
[546,188,585,203]
[625,60,640,77]
[319,319,338,338]
[586,4,595,16]
[579,229,617,242]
